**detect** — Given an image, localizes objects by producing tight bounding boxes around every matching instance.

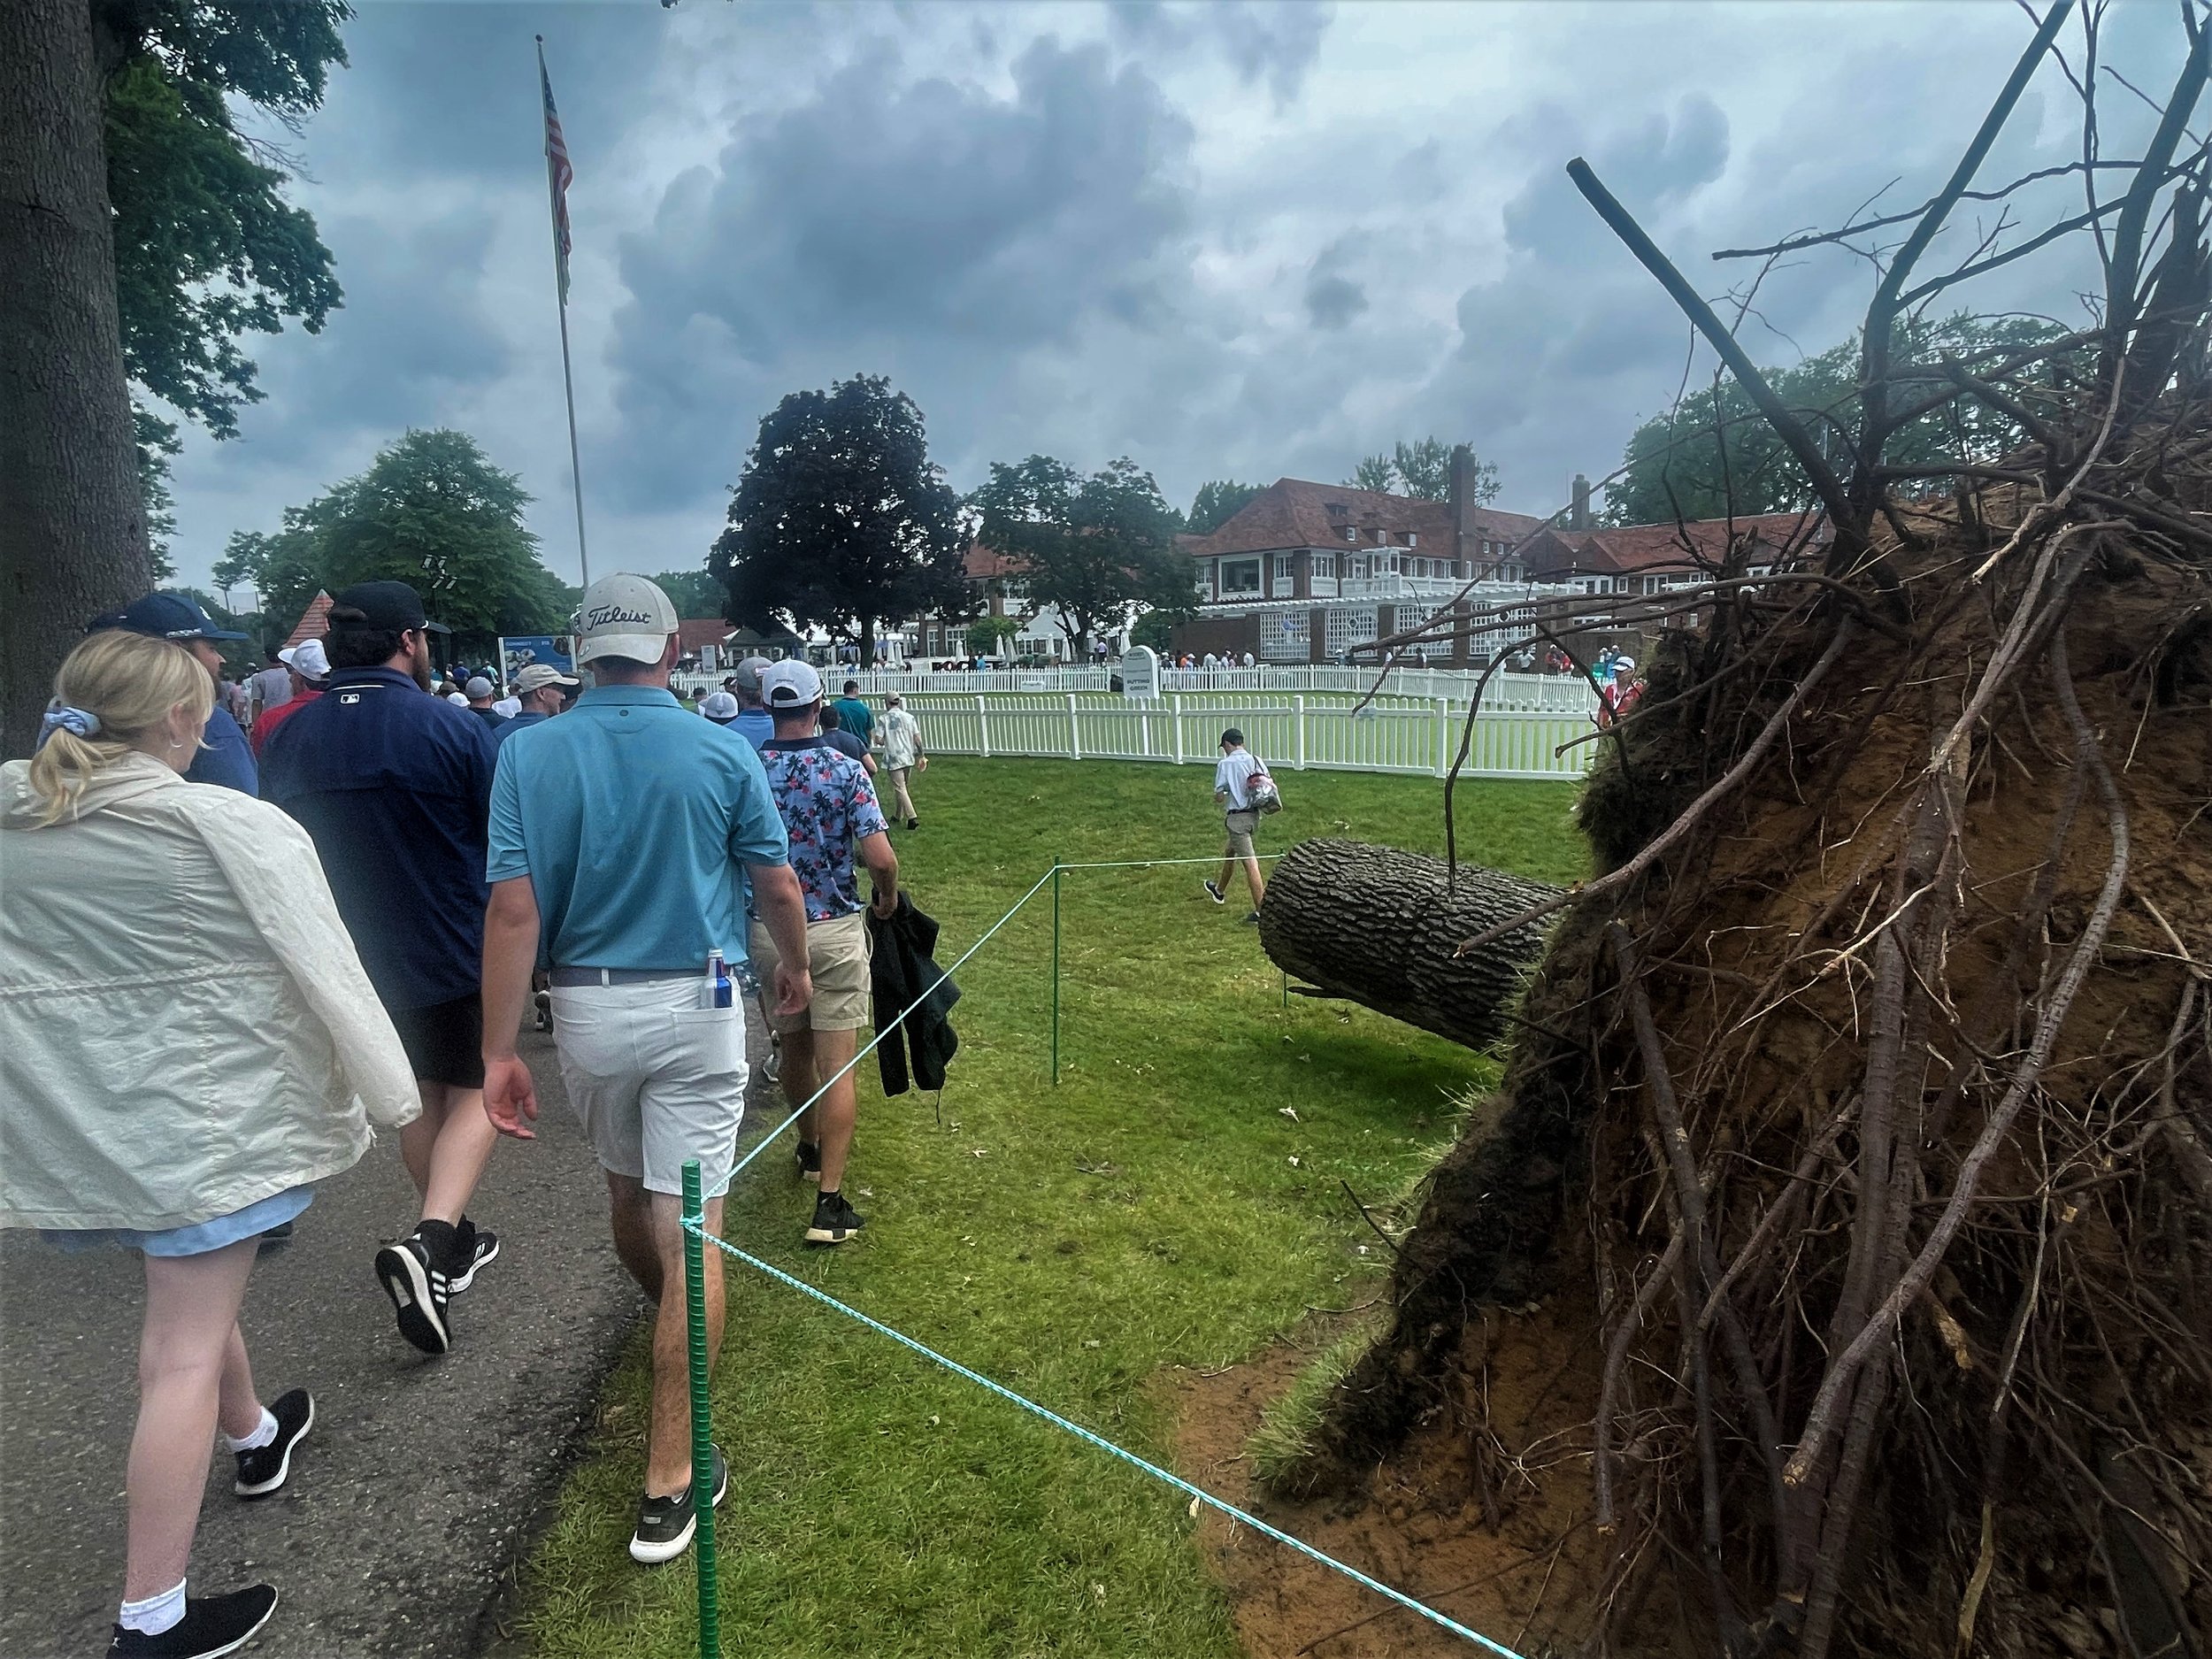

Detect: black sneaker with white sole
[445,1218,500,1293]
[373,1233,450,1355]
[233,1388,313,1498]
[108,1585,278,1659]
[1244,910,1261,925]
[804,1189,865,1246]
[794,1140,822,1183]
[629,1445,728,1564]
[1202,879,1225,905]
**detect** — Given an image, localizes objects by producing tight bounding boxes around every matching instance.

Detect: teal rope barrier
[683,1218,1531,1659]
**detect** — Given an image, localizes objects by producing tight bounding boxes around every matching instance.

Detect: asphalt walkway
[0,1020,736,1659]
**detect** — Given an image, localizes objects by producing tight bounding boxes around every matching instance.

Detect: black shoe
[533,990,553,1033]
[233,1388,313,1498]
[1202,879,1225,905]
[373,1233,450,1355]
[804,1189,866,1247]
[1244,910,1262,925]
[762,1033,781,1084]
[629,1446,728,1564]
[445,1218,500,1294]
[109,1585,278,1658]
[795,1140,822,1184]
[259,1219,294,1242]
[906,817,918,830]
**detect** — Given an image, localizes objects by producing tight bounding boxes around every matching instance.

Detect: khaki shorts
[549,979,747,1198]
[749,909,873,1033]
[1224,808,1260,858]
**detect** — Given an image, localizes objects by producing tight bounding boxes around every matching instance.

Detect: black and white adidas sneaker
[373,1233,451,1355]
[233,1387,314,1498]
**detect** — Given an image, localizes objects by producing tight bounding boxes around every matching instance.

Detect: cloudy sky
[168,0,2186,600]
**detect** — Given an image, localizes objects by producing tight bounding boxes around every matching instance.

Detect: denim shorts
[43,1185,315,1258]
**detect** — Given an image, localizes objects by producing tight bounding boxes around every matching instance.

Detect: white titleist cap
[761,658,824,709]
[575,573,678,666]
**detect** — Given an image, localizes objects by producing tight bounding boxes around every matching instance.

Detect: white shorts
[549,979,749,1197]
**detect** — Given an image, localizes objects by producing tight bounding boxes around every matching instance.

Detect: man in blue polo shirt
[479,572,811,1568]
[86,592,257,795]
[261,580,505,1356]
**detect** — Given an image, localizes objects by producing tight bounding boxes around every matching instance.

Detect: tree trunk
[1257,839,1563,1052]
[0,0,150,758]
[858,614,875,667]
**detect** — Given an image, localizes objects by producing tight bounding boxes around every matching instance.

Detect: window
[1220,557,1262,595]
[1407,533,1418,548]
[1342,526,1357,543]
[1273,554,1294,579]
[1312,552,1336,579]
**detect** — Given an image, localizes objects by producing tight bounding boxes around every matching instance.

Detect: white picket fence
[673,665,1597,713]
[893,692,1593,781]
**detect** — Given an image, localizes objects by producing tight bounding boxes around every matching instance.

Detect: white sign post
[1121,644,1160,700]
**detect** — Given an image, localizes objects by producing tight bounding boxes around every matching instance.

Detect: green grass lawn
[519,757,1586,1659]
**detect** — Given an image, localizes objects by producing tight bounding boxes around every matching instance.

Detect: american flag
[538,40,573,306]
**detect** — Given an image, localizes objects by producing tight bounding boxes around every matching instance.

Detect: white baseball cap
[574,573,678,666]
[700,690,741,723]
[279,638,330,680]
[760,658,824,709]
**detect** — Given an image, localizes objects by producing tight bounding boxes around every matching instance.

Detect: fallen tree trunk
[1256,838,1563,1051]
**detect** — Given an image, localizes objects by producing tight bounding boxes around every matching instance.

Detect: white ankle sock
[119,1579,186,1635]
[222,1406,278,1454]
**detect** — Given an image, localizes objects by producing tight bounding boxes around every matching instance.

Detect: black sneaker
[445,1218,500,1294]
[804,1189,866,1247]
[1202,879,1225,905]
[533,989,553,1033]
[1243,910,1261,925]
[373,1233,450,1355]
[233,1388,312,1498]
[108,1585,278,1658]
[628,1445,728,1564]
[762,1033,781,1084]
[795,1140,822,1184]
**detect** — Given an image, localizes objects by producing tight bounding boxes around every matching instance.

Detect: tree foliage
[1347,454,1395,493]
[1340,437,1501,503]
[971,455,1194,656]
[649,567,724,619]
[964,614,1023,657]
[1187,479,1263,536]
[713,374,968,659]
[211,429,572,644]
[1604,313,2070,526]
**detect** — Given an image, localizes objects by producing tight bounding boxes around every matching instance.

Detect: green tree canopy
[972,455,1194,657]
[1187,479,1262,535]
[713,374,969,661]
[964,614,1023,657]
[1605,314,2071,526]
[649,567,724,619]
[1339,438,1501,503]
[1346,454,1394,492]
[101,1,349,554]
[212,429,573,647]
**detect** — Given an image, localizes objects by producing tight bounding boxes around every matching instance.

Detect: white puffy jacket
[0,752,419,1231]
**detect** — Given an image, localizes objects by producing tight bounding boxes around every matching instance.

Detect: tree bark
[1257,839,1563,1051]
[0,0,150,757]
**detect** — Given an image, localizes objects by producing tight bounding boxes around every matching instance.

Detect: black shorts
[388,994,485,1090]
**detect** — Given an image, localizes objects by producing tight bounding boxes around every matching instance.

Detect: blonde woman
[1,632,419,1659]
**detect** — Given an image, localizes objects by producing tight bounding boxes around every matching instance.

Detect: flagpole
[537,35,590,591]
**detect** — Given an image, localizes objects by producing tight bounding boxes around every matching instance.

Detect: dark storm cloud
[1303,241,1367,330]
[603,35,1196,512]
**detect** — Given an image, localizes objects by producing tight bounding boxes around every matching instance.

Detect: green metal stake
[680,1159,721,1659]
[1050,859,1063,1086]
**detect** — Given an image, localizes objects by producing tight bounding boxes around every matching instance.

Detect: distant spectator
[248,639,332,758]
[496,664,581,748]
[1202,726,1269,923]
[465,676,508,729]
[700,690,741,727]
[728,657,776,749]
[86,593,258,797]
[878,694,925,829]
[816,704,876,774]
[830,680,874,749]
[1241,651,1256,669]
[246,648,292,729]
[3,629,418,1659]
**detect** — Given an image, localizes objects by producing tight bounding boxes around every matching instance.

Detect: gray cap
[732,656,773,704]
[465,676,495,700]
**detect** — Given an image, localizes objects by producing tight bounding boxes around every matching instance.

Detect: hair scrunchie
[40,703,103,741]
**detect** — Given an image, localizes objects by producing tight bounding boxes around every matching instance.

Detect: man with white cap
[479,572,812,1566]
[754,658,900,1245]
[699,690,741,727]
[246,638,330,758]
[493,663,580,748]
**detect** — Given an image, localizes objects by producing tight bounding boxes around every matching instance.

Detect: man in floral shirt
[751,660,901,1245]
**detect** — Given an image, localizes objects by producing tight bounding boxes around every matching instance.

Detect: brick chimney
[1570,472,1593,531]
[1449,443,1477,565]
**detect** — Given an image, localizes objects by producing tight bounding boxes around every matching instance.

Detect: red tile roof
[1181,478,1546,558]
[677,618,731,652]
[283,591,332,647]
[1524,512,1829,577]
[964,541,1025,580]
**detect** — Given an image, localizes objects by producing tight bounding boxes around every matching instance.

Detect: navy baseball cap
[87,591,250,642]
[331,580,451,634]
